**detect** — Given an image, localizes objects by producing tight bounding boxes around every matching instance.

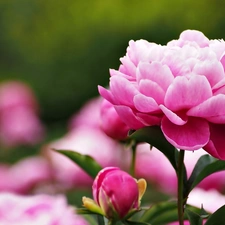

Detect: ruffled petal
[138,79,165,104]
[137,61,174,91]
[161,116,210,150]
[165,75,212,111]
[203,123,225,160]
[98,86,116,104]
[193,60,224,88]
[187,94,225,123]
[114,105,144,130]
[133,94,159,113]
[110,76,138,107]
[160,105,187,125]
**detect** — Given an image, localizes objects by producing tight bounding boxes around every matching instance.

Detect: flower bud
[82,167,146,221]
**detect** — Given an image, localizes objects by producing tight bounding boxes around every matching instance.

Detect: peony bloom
[0,156,52,194]
[135,144,225,194]
[45,127,131,190]
[82,167,146,221]
[0,81,45,147]
[99,29,225,159]
[0,192,89,225]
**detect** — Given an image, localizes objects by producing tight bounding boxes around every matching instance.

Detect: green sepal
[53,149,102,178]
[129,126,178,171]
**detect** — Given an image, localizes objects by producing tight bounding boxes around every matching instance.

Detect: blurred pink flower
[0,156,52,194]
[0,81,45,147]
[0,192,89,225]
[45,127,131,190]
[135,144,225,194]
[169,188,225,225]
[99,29,225,159]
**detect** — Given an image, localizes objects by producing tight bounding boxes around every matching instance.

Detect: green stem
[130,142,137,177]
[108,220,117,225]
[177,150,185,225]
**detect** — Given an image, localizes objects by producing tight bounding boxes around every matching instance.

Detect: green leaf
[129,126,178,171]
[54,149,102,178]
[187,156,225,192]
[205,205,225,225]
[123,220,151,225]
[185,208,203,225]
[97,215,105,225]
[140,201,178,224]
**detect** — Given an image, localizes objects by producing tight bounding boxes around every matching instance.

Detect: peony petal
[138,79,165,104]
[160,105,187,125]
[137,61,174,91]
[187,94,225,123]
[165,75,212,111]
[161,116,210,150]
[133,94,159,113]
[136,113,162,126]
[110,76,139,107]
[193,60,224,88]
[114,105,145,130]
[120,56,136,77]
[110,69,135,81]
[203,123,225,160]
[98,86,116,104]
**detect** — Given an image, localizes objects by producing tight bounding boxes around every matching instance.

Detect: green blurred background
[0,0,225,143]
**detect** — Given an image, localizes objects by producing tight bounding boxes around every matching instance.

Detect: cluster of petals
[0,192,88,225]
[0,81,45,147]
[99,29,225,159]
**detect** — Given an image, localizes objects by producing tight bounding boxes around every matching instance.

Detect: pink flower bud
[83,167,146,221]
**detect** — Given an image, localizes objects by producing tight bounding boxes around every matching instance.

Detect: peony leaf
[186,155,225,193]
[185,208,204,225]
[140,201,178,224]
[140,202,204,225]
[129,126,178,170]
[123,220,150,225]
[204,205,225,225]
[54,149,102,178]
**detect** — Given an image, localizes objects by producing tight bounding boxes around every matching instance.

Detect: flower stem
[177,149,185,225]
[130,141,137,177]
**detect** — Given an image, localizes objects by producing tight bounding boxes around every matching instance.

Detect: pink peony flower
[0,107,45,147]
[99,29,225,159]
[45,127,131,190]
[82,167,146,220]
[0,81,45,147]
[0,156,52,194]
[135,144,225,194]
[0,192,89,225]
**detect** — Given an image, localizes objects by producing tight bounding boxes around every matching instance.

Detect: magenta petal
[110,76,138,107]
[98,86,116,104]
[160,105,187,125]
[161,116,210,150]
[187,95,225,123]
[136,113,162,126]
[203,123,225,160]
[138,79,165,104]
[193,60,224,88]
[120,56,136,77]
[114,105,144,129]
[93,167,120,204]
[133,94,159,113]
[137,61,174,91]
[165,75,212,111]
